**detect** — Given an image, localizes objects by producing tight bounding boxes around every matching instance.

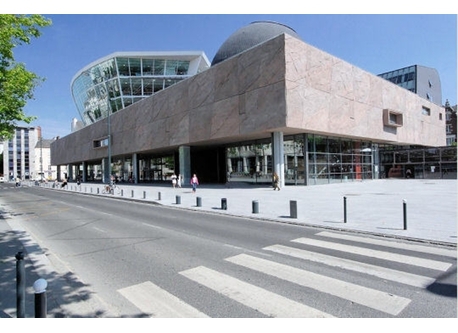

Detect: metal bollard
[121,189,124,196]
[158,191,161,200]
[343,196,347,223]
[176,195,181,204]
[252,200,259,214]
[15,252,25,318]
[221,198,227,210]
[196,196,202,207]
[290,200,297,218]
[143,191,146,199]
[33,278,47,318]
[403,199,407,230]
[97,187,100,194]
[131,190,134,198]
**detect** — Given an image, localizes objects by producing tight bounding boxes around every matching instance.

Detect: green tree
[0,14,51,139]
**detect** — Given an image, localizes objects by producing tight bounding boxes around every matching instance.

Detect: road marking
[264,244,436,288]
[117,281,208,318]
[292,238,452,271]
[180,266,333,318]
[225,254,411,316]
[316,231,457,257]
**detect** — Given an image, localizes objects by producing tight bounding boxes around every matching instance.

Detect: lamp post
[39,136,43,182]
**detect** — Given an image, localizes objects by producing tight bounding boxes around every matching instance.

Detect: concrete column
[179,146,191,185]
[67,165,73,181]
[82,161,87,182]
[132,153,138,184]
[56,165,61,181]
[272,131,285,187]
[103,158,110,184]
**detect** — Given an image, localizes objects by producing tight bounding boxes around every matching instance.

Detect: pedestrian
[76,175,81,186]
[15,177,21,187]
[177,174,182,188]
[171,173,177,188]
[272,172,280,191]
[190,174,199,193]
[61,177,68,189]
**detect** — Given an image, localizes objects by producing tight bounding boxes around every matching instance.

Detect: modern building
[51,21,446,187]
[71,51,210,126]
[378,65,442,106]
[2,126,40,180]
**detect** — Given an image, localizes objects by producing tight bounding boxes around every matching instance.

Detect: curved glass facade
[71,52,210,125]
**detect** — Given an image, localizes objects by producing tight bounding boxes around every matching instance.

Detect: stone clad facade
[51,31,445,185]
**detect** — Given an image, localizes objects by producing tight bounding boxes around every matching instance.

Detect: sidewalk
[58,178,457,246]
[1,178,456,318]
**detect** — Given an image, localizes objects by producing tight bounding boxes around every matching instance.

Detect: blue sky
[6,9,458,140]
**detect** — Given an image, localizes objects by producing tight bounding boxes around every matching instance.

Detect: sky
[4,3,457,140]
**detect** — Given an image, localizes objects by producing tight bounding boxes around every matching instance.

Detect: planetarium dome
[211,21,302,66]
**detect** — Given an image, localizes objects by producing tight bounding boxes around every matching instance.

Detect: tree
[0,14,51,139]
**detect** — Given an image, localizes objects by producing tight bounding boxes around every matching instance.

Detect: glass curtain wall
[226,135,374,186]
[138,155,175,182]
[379,146,457,179]
[72,57,191,125]
[226,141,272,184]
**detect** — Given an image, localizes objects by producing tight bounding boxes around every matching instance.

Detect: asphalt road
[1,184,456,318]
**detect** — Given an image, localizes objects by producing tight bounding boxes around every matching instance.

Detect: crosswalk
[117,231,456,318]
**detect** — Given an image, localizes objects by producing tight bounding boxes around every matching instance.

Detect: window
[383,109,403,127]
[422,106,431,116]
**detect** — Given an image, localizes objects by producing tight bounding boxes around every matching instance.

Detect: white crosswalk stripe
[179,265,333,317]
[316,231,457,257]
[117,281,208,318]
[263,244,436,288]
[116,233,454,317]
[225,254,411,316]
[292,237,452,271]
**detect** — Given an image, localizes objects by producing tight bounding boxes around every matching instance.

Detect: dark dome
[211,21,302,66]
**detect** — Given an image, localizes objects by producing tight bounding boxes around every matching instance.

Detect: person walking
[177,174,182,188]
[272,172,280,191]
[190,174,199,193]
[171,173,177,188]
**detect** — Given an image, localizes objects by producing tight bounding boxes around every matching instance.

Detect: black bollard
[343,196,347,223]
[33,278,47,318]
[15,252,25,318]
[176,195,181,204]
[131,190,134,198]
[221,198,227,210]
[196,196,202,207]
[158,191,161,200]
[403,199,407,230]
[252,200,259,214]
[290,200,297,219]
[143,191,146,199]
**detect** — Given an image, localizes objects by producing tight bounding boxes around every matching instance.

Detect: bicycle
[102,182,121,195]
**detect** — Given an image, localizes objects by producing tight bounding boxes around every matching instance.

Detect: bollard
[403,199,407,230]
[15,252,25,318]
[196,196,202,207]
[290,200,297,219]
[33,278,47,318]
[121,189,124,196]
[158,191,161,200]
[97,187,100,194]
[131,190,134,198]
[143,191,146,199]
[343,196,347,223]
[252,200,259,214]
[176,195,181,204]
[221,198,227,210]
